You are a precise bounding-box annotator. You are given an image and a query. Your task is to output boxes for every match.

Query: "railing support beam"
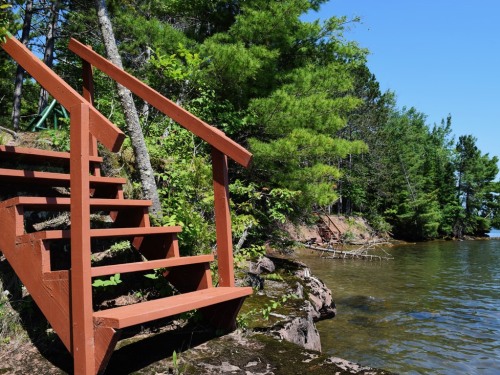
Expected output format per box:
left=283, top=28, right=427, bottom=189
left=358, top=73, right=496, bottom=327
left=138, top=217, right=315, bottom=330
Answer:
left=82, top=56, right=100, bottom=177
left=70, top=103, right=94, bottom=374
left=212, top=148, right=235, bottom=287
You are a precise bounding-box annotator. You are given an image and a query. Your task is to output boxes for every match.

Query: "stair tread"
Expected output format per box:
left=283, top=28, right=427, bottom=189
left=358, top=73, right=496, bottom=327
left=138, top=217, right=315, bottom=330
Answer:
left=90, top=254, right=214, bottom=277
left=0, top=145, right=103, bottom=163
left=93, top=287, right=253, bottom=329
left=0, top=167, right=125, bottom=185
left=0, top=196, right=152, bottom=209
left=17, top=226, right=182, bottom=243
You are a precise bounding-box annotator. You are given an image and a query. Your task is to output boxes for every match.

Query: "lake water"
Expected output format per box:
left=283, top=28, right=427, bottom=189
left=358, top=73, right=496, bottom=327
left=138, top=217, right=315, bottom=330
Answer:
left=298, top=240, right=500, bottom=374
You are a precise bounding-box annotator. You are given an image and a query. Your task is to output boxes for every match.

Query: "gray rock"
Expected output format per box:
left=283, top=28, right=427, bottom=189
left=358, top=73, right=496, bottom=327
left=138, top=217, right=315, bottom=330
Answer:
left=249, top=256, right=276, bottom=275
left=294, top=282, right=304, bottom=299
left=304, top=274, right=336, bottom=321
left=244, top=272, right=264, bottom=290
left=270, top=300, right=321, bottom=352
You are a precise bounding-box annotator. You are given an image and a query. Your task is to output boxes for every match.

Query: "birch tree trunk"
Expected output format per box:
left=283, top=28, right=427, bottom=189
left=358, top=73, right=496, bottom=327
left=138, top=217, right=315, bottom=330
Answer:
left=38, top=0, right=60, bottom=114
left=11, top=0, right=34, bottom=130
left=95, top=0, right=162, bottom=218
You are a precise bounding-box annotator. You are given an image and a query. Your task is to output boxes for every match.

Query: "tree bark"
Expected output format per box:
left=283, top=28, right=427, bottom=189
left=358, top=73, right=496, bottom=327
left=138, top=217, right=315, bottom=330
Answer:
left=11, top=0, right=34, bottom=131
left=94, top=0, right=162, bottom=218
left=38, top=0, right=60, bottom=114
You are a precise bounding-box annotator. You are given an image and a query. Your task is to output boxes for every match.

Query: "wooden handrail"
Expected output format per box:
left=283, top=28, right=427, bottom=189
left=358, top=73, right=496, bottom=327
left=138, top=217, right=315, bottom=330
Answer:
left=68, top=38, right=252, bottom=168
left=1, top=34, right=125, bottom=152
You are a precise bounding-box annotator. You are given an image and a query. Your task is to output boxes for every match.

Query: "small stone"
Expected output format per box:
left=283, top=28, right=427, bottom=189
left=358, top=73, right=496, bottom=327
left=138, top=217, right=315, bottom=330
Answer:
left=220, top=362, right=241, bottom=372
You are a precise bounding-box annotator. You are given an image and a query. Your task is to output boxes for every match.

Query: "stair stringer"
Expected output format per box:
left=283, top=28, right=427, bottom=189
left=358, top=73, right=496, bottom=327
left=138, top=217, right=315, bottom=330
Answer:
left=0, top=205, right=121, bottom=374
left=93, top=325, right=120, bottom=375
left=0, top=206, right=73, bottom=349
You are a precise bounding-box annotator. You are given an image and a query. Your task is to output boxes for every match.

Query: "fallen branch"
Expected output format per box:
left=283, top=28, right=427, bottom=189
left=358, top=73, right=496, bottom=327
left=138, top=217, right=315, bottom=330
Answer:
left=0, top=126, right=19, bottom=140
left=234, top=222, right=253, bottom=253
left=304, top=243, right=393, bottom=261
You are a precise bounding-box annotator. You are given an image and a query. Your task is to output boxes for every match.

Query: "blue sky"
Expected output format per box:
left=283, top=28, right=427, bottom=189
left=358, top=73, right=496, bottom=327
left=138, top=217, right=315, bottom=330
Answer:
left=303, top=0, right=500, bottom=167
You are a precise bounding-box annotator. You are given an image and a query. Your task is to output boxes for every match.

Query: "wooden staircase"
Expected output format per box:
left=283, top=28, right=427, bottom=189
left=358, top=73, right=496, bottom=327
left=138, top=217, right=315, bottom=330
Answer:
left=0, top=35, right=252, bottom=374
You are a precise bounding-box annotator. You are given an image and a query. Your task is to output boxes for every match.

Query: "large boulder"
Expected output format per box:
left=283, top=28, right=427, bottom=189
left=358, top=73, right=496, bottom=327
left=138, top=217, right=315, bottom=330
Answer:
left=240, top=255, right=336, bottom=352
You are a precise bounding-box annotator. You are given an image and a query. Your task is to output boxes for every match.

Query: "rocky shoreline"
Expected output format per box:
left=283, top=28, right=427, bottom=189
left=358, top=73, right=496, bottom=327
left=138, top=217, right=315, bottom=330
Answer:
left=0, top=253, right=393, bottom=374
left=131, top=253, right=393, bottom=374
left=239, top=255, right=335, bottom=352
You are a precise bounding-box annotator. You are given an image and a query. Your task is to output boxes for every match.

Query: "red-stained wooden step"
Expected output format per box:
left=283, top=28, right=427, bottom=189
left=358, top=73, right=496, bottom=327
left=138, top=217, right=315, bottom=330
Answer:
left=0, top=196, right=152, bottom=210
left=0, top=145, right=103, bottom=164
left=0, top=167, right=125, bottom=186
left=16, top=226, right=182, bottom=244
left=90, top=254, right=214, bottom=277
left=93, top=286, right=253, bottom=329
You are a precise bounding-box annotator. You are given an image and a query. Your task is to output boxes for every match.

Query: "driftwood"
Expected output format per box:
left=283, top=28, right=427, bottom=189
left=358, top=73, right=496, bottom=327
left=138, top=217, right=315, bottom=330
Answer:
left=0, top=126, right=19, bottom=139
left=304, top=243, right=393, bottom=261
left=234, top=222, right=253, bottom=252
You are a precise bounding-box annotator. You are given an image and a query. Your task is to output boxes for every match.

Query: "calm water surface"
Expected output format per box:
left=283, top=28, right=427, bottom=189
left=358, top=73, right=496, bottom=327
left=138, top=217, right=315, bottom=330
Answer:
left=298, top=240, right=500, bottom=374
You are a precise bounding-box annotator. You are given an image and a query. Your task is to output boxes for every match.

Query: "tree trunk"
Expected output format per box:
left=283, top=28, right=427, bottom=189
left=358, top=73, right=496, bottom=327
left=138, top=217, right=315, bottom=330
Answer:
left=11, top=0, right=34, bottom=130
left=94, top=0, right=162, bottom=218
left=38, top=0, right=60, bottom=114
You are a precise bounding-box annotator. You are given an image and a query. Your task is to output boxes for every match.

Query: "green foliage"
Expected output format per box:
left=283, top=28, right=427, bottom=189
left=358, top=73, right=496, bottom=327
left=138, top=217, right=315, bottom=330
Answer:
left=169, top=349, right=187, bottom=375
left=0, top=131, right=7, bottom=145
left=2, top=0, right=498, bottom=243
left=45, top=128, right=70, bottom=152
left=0, top=4, right=11, bottom=43
left=367, top=215, right=392, bottom=235
left=234, top=244, right=266, bottom=268
left=261, top=273, right=284, bottom=281
left=108, top=240, right=132, bottom=253
left=261, top=294, right=296, bottom=320
left=150, top=43, right=203, bottom=81
left=0, top=288, right=24, bottom=346
left=341, top=230, right=355, bottom=242
left=454, top=135, right=500, bottom=236
left=92, top=274, right=122, bottom=288
left=142, top=125, right=215, bottom=255
left=247, top=61, right=367, bottom=212
left=237, top=293, right=298, bottom=328
left=230, top=180, right=300, bottom=244
left=143, top=269, right=175, bottom=297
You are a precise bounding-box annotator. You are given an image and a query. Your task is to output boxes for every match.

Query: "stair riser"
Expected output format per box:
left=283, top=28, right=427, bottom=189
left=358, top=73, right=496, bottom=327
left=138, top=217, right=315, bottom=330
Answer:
left=30, top=233, right=181, bottom=274
left=0, top=145, right=103, bottom=165
left=16, top=207, right=150, bottom=233
left=165, top=263, right=213, bottom=293
left=90, top=254, right=214, bottom=278
left=0, top=168, right=125, bottom=199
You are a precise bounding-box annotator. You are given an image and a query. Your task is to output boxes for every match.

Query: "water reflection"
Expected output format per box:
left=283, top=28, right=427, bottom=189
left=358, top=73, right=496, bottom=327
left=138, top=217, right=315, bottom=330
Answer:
left=298, top=240, right=500, bottom=374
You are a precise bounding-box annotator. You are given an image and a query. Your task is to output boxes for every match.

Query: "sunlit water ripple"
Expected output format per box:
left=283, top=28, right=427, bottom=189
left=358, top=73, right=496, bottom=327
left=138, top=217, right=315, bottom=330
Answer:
left=298, top=240, right=500, bottom=374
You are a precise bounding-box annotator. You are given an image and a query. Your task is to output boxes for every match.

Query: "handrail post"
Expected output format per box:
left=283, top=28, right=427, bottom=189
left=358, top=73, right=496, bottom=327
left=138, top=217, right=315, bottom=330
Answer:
left=211, top=148, right=235, bottom=287
left=82, top=54, right=100, bottom=176
left=70, top=103, right=94, bottom=374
